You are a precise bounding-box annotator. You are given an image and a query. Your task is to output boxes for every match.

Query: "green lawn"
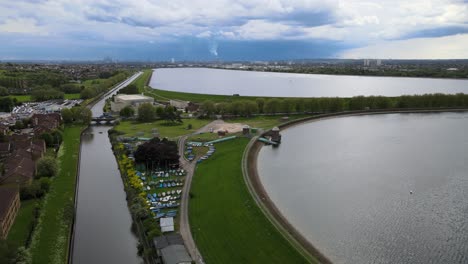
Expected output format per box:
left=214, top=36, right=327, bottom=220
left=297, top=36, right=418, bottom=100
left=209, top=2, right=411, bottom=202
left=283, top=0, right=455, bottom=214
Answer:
left=189, top=138, right=309, bottom=264
left=8, top=93, right=80, bottom=103
left=7, top=200, right=37, bottom=248
left=115, top=119, right=211, bottom=139
left=29, top=125, right=84, bottom=264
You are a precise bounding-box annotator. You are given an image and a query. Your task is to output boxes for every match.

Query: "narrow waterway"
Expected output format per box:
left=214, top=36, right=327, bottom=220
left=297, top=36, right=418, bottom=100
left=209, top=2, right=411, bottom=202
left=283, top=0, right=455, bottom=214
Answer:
left=72, top=72, right=142, bottom=264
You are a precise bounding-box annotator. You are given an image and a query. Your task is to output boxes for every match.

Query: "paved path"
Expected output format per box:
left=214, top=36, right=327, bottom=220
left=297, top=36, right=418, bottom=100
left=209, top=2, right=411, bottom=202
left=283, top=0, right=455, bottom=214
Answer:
left=178, top=120, right=220, bottom=264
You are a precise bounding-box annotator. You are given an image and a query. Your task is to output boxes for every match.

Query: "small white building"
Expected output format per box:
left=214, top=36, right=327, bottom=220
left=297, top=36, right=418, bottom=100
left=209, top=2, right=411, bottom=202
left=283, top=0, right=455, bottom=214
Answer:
left=169, top=100, right=189, bottom=110
left=111, top=94, right=154, bottom=113
left=160, top=217, right=175, bottom=233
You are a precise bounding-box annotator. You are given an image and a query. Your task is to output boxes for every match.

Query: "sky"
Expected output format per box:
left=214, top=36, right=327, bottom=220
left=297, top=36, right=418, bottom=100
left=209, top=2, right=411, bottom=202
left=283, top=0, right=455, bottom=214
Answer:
left=0, top=0, right=468, bottom=61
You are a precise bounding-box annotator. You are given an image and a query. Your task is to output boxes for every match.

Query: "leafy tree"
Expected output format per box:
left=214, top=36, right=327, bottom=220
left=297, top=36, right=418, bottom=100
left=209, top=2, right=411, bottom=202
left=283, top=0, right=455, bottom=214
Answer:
left=155, top=106, right=165, bottom=118
left=31, top=88, right=64, bottom=101
left=0, top=97, right=16, bottom=112
left=201, top=100, right=215, bottom=116
left=80, top=87, right=96, bottom=99
left=243, top=100, right=259, bottom=117
left=137, top=103, right=155, bottom=122
left=0, top=86, right=9, bottom=96
left=263, top=98, right=281, bottom=113
left=59, top=83, right=81, bottom=93
left=118, top=84, right=139, bottom=94
left=256, top=98, right=265, bottom=113
left=70, top=106, right=92, bottom=124
left=134, top=137, right=179, bottom=170
left=61, top=108, right=73, bottom=123
left=120, top=106, right=135, bottom=118
left=40, top=133, right=53, bottom=147
left=36, top=156, right=58, bottom=178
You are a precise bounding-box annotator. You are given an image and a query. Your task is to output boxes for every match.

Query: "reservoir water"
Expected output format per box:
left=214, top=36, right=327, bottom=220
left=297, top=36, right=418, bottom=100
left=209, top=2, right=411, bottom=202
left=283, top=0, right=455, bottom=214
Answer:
left=150, top=68, right=468, bottom=97
left=72, top=73, right=142, bottom=264
left=257, top=112, right=468, bottom=264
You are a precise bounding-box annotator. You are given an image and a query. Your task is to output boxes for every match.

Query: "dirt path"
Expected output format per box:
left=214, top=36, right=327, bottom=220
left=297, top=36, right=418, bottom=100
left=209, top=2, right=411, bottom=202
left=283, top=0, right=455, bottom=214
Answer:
left=178, top=120, right=220, bottom=264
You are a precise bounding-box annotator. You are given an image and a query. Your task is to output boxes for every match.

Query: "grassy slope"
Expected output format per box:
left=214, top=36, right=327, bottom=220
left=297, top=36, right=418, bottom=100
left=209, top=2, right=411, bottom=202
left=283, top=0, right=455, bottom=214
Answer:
left=133, top=69, right=153, bottom=92
left=30, top=125, right=84, bottom=264
left=145, top=87, right=264, bottom=103
left=115, top=119, right=211, bottom=139
left=189, top=138, right=308, bottom=264
left=6, top=200, right=36, bottom=248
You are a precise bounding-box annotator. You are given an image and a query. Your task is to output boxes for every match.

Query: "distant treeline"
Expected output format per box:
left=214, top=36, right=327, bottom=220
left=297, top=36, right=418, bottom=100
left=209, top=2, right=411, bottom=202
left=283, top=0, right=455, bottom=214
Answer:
left=200, top=93, right=468, bottom=116
left=267, top=67, right=468, bottom=79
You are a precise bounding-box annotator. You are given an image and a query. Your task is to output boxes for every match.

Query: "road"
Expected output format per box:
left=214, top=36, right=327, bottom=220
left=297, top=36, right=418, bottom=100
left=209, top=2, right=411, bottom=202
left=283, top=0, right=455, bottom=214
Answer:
left=178, top=120, right=220, bottom=264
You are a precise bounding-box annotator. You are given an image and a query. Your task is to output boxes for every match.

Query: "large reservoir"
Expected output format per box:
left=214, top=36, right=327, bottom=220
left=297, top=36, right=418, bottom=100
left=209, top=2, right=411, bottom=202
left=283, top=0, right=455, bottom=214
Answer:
left=257, top=112, right=468, bottom=264
left=150, top=68, right=468, bottom=97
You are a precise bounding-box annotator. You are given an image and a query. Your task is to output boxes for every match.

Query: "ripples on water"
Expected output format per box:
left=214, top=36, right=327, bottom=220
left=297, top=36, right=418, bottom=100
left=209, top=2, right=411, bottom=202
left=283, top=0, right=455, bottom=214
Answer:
left=257, top=112, right=468, bottom=264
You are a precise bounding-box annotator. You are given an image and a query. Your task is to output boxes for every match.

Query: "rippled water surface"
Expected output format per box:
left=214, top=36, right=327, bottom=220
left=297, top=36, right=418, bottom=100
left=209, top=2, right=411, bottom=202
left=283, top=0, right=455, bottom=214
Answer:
left=257, top=112, right=468, bottom=264
left=150, top=68, right=468, bottom=97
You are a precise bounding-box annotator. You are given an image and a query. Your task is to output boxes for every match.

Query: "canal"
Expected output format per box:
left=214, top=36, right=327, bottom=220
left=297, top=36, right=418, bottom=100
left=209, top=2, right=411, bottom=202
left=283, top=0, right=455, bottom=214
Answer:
left=72, top=72, right=143, bottom=264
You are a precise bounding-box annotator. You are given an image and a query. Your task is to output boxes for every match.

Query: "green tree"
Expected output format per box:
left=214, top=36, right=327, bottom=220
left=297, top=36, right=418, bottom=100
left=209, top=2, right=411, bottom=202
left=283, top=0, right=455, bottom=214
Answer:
left=243, top=100, right=259, bottom=117
left=36, top=156, right=58, bottom=178
left=138, top=103, right=155, bottom=122
left=256, top=98, right=265, bottom=113
left=71, top=106, right=92, bottom=124
left=201, top=100, right=216, bottom=116
left=61, top=108, right=73, bottom=123
left=263, top=98, right=281, bottom=113
left=0, top=86, right=8, bottom=96
left=120, top=106, right=135, bottom=118
left=80, top=87, right=96, bottom=99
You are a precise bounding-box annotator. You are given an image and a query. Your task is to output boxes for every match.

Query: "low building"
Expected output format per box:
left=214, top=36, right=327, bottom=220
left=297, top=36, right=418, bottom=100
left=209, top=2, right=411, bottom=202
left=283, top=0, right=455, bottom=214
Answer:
left=153, top=234, right=192, bottom=264
left=160, top=217, right=174, bottom=232
left=0, top=187, right=20, bottom=239
left=169, top=100, right=189, bottom=110
left=111, top=94, right=154, bottom=113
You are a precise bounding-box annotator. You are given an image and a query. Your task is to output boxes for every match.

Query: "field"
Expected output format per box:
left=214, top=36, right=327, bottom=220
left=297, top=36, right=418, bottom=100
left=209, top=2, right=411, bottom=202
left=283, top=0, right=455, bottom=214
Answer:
left=29, top=125, right=84, bottom=264
left=8, top=93, right=81, bottom=103
left=115, top=119, right=211, bottom=139
left=6, top=200, right=37, bottom=248
left=189, top=138, right=309, bottom=264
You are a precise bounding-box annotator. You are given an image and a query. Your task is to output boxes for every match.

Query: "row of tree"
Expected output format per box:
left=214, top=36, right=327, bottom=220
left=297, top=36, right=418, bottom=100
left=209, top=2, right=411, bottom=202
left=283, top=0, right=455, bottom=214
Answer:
left=80, top=72, right=129, bottom=99
left=200, top=93, right=468, bottom=116
left=61, top=106, right=92, bottom=124
left=134, top=103, right=182, bottom=123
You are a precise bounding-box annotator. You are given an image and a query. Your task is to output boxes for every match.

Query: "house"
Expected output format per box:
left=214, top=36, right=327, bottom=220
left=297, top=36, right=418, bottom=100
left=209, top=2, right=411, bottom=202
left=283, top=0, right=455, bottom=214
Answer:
left=0, top=187, right=20, bottom=239
left=169, top=100, right=189, bottom=110
left=1, top=149, right=36, bottom=185
left=31, top=113, right=61, bottom=136
left=153, top=234, right=192, bottom=264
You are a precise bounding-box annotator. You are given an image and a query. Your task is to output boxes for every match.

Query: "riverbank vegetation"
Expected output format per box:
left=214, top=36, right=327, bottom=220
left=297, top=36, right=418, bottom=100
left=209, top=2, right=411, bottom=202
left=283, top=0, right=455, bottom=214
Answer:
left=190, top=138, right=310, bottom=264
left=29, top=125, right=85, bottom=264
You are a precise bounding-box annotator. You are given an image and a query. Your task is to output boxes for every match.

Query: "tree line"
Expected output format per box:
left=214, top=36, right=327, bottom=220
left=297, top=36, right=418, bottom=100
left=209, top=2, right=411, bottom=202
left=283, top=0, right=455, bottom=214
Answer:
left=200, top=93, right=468, bottom=116
left=122, top=103, right=182, bottom=123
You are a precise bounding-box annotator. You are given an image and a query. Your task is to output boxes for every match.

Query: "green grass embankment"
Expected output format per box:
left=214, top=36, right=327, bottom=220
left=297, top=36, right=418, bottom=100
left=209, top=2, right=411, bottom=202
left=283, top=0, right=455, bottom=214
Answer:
left=6, top=200, right=37, bottom=248
left=115, top=119, right=211, bottom=139
left=7, top=93, right=81, bottom=103
left=189, top=138, right=309, bottom=264
left=29, top=125, right=84, bottom=264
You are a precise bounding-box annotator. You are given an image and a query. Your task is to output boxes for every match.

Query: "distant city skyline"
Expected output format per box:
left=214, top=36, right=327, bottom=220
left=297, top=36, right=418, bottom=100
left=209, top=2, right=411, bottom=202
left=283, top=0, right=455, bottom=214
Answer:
left=1, top=0, right=468, bottom=60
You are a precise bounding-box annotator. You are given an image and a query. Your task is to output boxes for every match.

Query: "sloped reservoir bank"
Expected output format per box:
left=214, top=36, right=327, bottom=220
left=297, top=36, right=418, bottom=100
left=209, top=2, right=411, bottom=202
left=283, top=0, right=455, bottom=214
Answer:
left=254, top=110, right=468, bottom=264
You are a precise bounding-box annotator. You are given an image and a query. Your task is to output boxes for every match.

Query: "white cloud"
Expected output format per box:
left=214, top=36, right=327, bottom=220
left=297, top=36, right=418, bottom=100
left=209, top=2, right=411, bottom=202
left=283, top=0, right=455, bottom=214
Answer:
left=340, top=33, right=468, bottom=59
left=0, top=18, right=47, bottom=35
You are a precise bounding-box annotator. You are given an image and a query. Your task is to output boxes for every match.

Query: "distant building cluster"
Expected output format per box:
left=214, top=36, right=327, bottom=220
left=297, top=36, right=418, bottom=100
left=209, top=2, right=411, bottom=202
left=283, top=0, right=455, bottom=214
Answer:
left=363, top=59, right=382, bottom=67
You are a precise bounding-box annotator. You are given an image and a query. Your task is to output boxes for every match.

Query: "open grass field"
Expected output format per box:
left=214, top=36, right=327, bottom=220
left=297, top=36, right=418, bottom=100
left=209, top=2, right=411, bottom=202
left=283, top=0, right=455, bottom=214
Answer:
left=7, top=200, right=37, bottom=248
left=30, top=125, right=84, bottom=264
left=189, top=138, right=309, bottom=264
left=115, top=119, right=211, bottom=139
